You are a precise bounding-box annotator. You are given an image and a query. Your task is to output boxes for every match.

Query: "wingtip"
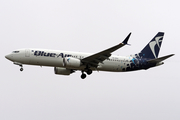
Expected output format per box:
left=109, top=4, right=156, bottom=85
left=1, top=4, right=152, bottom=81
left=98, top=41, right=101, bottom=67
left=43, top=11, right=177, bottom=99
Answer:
left=167, top=54, right=175, bottom=57
left=158, top=32, right=165, bottom=34
left=122, top=32, right=131, bottom=44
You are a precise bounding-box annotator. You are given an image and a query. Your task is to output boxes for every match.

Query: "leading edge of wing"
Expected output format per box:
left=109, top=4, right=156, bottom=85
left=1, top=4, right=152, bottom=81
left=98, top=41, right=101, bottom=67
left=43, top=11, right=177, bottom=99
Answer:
left=81, top=33, right=131, bottom=66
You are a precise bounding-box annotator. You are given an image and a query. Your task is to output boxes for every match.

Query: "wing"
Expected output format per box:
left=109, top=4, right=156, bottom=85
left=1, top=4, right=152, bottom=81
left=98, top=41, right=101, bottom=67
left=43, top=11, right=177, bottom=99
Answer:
left=81, top=33, right=131, bottom=67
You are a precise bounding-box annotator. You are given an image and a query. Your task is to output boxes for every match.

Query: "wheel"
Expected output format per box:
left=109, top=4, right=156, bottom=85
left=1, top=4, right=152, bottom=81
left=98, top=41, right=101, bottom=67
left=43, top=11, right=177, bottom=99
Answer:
left=20, top=68, right=23, bottom=71
left=81, top=73, right=86, bottom=79
left=86, top=69, right=92, bottom=75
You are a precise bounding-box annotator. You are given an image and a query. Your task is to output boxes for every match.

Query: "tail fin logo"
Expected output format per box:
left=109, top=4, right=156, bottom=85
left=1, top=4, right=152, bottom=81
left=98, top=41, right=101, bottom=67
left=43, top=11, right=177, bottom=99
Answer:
left=149, top=36, right=163, bottom=58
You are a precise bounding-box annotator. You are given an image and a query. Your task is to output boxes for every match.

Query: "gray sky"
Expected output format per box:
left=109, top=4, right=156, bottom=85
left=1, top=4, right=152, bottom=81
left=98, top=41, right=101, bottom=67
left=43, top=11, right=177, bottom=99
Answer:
left=1, top=0, right=180, bottom=120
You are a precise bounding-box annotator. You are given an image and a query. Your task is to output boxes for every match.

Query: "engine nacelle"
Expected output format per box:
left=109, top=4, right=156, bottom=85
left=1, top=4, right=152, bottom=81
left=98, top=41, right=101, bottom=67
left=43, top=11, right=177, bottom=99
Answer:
left=63, top=57, right=81, bottom=68
left=54, top=67, right=72, bottom=75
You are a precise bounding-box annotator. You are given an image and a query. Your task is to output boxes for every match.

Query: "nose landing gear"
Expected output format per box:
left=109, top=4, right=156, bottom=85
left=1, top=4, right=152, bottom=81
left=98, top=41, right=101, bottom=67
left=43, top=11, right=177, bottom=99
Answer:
left=13, top=62, right=23, bottom=71
left=20, top=67, right=23, bottom=71
left=19, top=64, right=23, bottom=71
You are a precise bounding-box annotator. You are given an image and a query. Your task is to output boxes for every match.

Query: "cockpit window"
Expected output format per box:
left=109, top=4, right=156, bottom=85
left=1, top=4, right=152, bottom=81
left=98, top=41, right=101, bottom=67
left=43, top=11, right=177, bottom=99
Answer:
left=12, top=51, right=19, bottom=53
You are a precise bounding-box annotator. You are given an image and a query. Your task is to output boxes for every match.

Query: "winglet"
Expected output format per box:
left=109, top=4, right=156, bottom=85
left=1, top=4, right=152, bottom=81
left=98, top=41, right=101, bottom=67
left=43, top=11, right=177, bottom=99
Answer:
left=122, top=32, right=131, bottom=45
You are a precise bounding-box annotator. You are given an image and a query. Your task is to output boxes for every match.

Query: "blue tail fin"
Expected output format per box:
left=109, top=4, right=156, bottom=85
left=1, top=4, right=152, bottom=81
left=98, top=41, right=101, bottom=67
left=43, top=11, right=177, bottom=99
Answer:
left=137, top=32, right=164, bottom=59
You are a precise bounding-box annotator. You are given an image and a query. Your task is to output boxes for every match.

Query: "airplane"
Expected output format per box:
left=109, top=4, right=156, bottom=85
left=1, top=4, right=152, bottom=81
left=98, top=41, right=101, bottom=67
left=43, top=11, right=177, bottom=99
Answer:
left=5, top=32, right=174, bottom=79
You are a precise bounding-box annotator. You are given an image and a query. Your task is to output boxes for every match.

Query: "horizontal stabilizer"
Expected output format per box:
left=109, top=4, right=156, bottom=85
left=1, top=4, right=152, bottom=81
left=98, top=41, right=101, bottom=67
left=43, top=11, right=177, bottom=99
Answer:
left=147, top=54, right=174, bottom=63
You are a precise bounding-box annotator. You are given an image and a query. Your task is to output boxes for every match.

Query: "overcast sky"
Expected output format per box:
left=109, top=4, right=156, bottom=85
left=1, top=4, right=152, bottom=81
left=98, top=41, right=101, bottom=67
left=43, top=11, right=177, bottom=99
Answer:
left=1, top=0, right=180, bottom=120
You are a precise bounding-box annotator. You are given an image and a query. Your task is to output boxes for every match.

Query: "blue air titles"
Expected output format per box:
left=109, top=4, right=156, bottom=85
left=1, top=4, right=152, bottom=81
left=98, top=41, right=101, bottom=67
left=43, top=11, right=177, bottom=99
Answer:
left=34, top=51, right=72, bottom=58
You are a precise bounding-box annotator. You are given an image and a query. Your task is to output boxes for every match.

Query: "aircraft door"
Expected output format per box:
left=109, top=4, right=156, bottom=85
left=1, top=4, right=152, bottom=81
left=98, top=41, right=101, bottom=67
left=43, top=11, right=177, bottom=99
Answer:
left=25, top=49, right=30, bottom=57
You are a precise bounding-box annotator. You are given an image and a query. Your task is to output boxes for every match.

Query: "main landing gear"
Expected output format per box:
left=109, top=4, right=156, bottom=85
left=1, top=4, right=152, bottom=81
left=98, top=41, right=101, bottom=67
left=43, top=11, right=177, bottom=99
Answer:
left=81, top=69, right=92, bottom=79
left=81, top=73, right=86, bottom=79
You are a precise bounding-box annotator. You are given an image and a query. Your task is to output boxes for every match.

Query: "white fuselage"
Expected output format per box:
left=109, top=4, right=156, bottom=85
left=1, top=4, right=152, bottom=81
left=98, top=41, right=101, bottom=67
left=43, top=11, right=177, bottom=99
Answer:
left=5, top=32, right=173, bottom=79
left=5, top=48, right=133, bottom=72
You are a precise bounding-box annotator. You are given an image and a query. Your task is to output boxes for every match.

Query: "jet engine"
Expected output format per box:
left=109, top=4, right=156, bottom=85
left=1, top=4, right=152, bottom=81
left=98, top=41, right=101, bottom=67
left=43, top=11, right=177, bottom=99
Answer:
left=54, top=67, right=73, bottom=75
left=63, top=57, right=81, bottom=68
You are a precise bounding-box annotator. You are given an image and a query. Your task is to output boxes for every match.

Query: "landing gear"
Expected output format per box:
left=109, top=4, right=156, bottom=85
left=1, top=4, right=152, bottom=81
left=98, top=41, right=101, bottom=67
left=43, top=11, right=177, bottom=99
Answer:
left=20, top=67, right=23, bottom=71
left=85, top=65, right=93, bottom=75
left=80, top=69, right=92, bottom=79
left=81, top=73, right=86, bottom=79
left=86, top=69, right=92, bottom=75
left=13, top=62, right=23, bottom=72
left=19, top=64, right=23, bottom=71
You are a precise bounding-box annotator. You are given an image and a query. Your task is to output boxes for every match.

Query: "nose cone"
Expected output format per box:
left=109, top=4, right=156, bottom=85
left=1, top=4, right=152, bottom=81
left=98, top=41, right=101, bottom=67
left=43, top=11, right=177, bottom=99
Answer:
left=5, top=54, right=13, bottom=61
